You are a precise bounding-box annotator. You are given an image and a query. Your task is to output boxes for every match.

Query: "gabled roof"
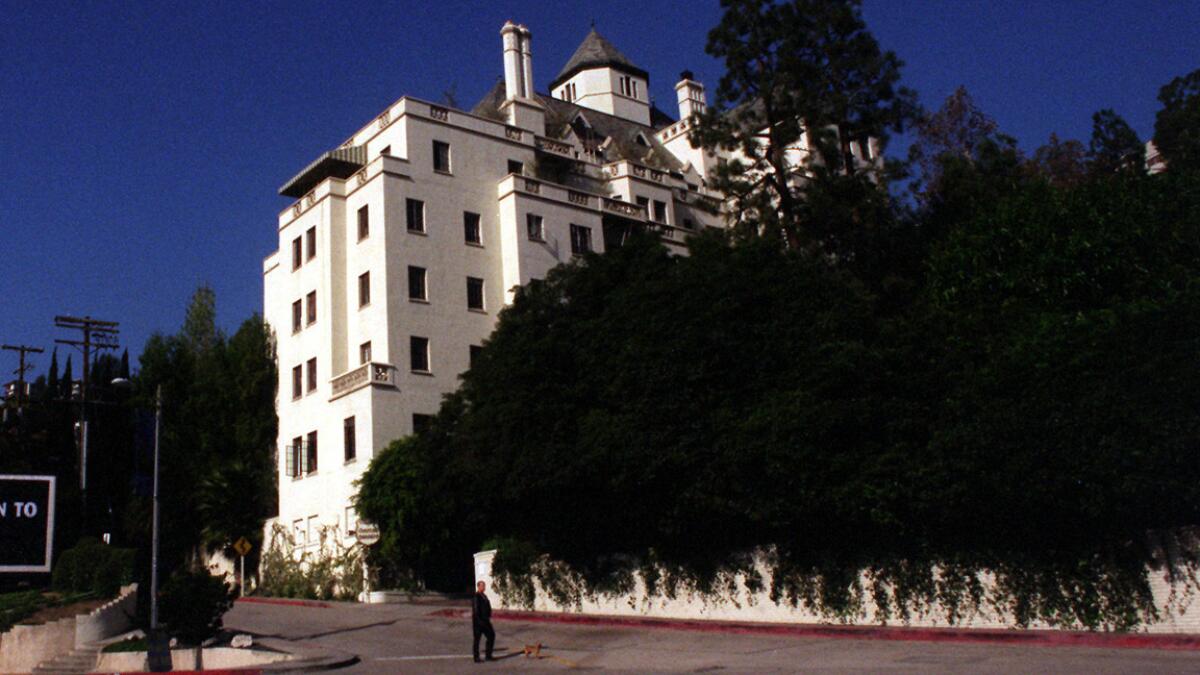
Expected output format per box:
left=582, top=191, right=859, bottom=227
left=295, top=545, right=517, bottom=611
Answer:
left=471, top=81, right=682, bottom=173
left=549, top=28, right=649, bottom=90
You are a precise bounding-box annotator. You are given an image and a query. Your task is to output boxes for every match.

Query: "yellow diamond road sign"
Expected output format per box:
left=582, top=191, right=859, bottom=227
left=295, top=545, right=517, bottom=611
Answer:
left=233, top=537, right=252, bottom=557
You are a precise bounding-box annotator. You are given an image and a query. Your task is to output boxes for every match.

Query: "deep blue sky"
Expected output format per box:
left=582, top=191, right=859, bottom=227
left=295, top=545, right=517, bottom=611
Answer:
left=2, top=1, right=1197, bottom=382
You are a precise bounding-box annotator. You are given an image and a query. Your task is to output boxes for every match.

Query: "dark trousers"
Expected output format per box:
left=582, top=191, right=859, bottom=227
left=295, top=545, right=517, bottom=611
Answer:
left=473, top=621, right=495, bottom=660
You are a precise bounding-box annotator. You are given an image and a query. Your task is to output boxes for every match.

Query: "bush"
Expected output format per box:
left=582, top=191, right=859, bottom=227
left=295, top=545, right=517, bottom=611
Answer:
left=257, top=523, right=363, bottom=600
left=159, top=569, right=235, bottom=645
left=52, top=538, right=135, bottom=597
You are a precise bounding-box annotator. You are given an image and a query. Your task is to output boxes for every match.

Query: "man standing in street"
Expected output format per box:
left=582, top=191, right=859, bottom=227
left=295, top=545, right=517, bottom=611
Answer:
left=473, top=580, right=495, bottom=662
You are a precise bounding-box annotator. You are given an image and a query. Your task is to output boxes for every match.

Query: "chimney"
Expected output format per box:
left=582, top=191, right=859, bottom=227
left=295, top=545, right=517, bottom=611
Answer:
left=501, top=21, right=525, bottom=100
left=518, top=25, right=534, bottom=99
left=675, top=70, right=706, bottom=119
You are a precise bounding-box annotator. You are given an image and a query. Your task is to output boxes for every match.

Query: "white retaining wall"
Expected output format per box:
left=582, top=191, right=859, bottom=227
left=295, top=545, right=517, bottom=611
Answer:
left=0, top=617, right=76, bottom=673
left=76, top=583, right=138, bottom=648
left=0, top=584, right=138, bottom=672
left=473, top=550, right=1200, bottom=633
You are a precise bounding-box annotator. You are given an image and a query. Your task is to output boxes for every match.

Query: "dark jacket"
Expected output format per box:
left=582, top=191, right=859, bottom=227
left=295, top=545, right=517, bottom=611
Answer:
left=472, top=592, right=492, bottom=625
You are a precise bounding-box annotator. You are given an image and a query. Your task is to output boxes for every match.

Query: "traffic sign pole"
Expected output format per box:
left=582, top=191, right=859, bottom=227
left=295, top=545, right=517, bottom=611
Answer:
left=232, top=536, right=253, bottom=597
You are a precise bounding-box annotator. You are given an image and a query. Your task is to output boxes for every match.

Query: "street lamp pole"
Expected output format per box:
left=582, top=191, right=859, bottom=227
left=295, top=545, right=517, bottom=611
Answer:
left=150, top=384, right=162, bottom=630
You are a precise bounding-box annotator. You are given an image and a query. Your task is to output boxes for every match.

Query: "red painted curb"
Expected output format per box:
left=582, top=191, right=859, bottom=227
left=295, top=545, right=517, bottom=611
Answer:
left=101, top=671, right=261, bottom=675
left=430, top=608, right=1200, bottom=651
left=236, top=596, right=331, bottom=608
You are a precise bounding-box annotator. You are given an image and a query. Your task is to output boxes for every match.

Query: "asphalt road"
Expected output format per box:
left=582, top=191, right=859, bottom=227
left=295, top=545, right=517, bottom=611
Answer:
left=224, top=599, right=1200, bottom=673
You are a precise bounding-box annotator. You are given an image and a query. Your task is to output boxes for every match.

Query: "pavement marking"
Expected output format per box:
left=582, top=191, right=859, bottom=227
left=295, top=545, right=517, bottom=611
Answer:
left=376, top=654, right=474, bottom=661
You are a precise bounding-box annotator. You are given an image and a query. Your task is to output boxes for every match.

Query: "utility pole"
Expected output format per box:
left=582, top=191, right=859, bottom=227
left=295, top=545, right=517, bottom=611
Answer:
left=54, top=315, right=119, bottom=530
left=2, top=344, right=44, bottom=408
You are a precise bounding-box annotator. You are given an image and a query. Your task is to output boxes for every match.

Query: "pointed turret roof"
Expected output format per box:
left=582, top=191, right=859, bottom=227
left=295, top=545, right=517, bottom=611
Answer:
left=549, top=28, right=649, bottom=89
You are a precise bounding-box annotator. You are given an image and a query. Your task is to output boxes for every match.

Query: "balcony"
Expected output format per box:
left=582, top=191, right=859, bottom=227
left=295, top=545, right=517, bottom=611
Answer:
left=330, top=361, right=398, bottom=401
left=602, top=198, right=646, bottom=219
left=535, top=136, right=574, bottom=158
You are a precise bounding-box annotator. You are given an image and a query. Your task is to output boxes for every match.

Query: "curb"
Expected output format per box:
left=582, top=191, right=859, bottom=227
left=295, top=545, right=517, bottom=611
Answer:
left=236, top=597, right=331, bottom=609
left=430, top=608, right=1200, bottom=652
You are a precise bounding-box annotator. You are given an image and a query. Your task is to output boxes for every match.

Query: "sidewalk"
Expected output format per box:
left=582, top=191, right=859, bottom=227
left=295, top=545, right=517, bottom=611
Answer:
left=431, top=607, right=1200, bottom=652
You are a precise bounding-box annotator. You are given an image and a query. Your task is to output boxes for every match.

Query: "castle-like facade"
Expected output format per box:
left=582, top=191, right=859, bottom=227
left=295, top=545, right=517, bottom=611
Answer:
left=262, top=21, right=872, bottom=548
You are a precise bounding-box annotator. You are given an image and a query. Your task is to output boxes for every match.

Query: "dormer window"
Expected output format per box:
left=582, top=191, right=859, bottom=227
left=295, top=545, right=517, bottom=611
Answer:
left=634, top=133, right=649, bottom=147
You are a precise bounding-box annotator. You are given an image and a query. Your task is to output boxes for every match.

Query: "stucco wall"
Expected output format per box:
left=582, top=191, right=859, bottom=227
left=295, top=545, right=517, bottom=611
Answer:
left=97, top=646, right=290, bottom=672
left=0, top=617, right=75, bottom=673
left=474, top=550, right=1200, bottom=634
left=76, top=583, right=138, bottom=648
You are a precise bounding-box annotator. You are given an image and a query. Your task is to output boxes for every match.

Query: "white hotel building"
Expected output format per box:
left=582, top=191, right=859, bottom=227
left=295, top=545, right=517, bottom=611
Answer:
left=262, top=21, right=874, bottom=547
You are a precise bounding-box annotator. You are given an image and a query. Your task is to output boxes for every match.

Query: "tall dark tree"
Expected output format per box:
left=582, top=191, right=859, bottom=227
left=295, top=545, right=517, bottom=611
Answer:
left=1153, top=67, right=1200, bottom=172
left=691, top=0, right=915, bottom=252
left=133, top=290, right=277, bottom=579
left=908, top=86, right=1001, bottom=199
left=1028, top=133, right=1088, bottom=188
left=1088, top=109, right=1144, bottom=175
left=61, top=356, right=73, bottom=400
left=44, top=348, right=59, bottom=402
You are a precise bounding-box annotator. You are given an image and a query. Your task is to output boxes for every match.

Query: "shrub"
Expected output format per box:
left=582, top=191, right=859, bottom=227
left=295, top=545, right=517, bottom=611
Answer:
left=257, top=523, right=363, bottom=600
left=159, top=569, right=235, bottom=645
left=52, top=538, right=135, bottom=597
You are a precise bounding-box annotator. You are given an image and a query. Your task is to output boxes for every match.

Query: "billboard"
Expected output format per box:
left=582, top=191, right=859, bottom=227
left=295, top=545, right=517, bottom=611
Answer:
left=0, top=475, right=56, bottom=572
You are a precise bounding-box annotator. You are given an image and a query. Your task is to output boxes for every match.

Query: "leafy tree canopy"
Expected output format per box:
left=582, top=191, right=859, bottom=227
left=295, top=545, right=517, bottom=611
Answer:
left=1154, top=67, right=1200, bottom=172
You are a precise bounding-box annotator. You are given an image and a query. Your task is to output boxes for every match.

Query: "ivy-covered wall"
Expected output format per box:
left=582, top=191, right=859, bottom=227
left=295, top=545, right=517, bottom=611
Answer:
left=475, top=549, right=1200, bottom=633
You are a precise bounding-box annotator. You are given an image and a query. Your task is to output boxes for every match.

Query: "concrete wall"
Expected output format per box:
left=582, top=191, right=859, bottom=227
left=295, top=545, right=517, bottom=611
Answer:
left=76, top=583, right=138, bottom=648
left=97, top=646, right=291, bottom=672
left=0, top=617, right=75, bottom=673
left=474, top=550, right=1200, bottom=634
left=0, top=584, right=138, bottom=672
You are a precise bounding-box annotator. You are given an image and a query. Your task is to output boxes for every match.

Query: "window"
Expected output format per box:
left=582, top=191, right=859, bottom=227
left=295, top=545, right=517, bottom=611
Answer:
left=432, top=140, right=451, bottom=173
left=413, top=414, right=434, bottom=435
left=526, top=213, right=544, bottom=241
left=570, top=224, right=592, bottom=255
left=636, top=196, right=649, bottom=216
left=683, top=218, right=695, bottom=230
left=463, top=211, right=482, bottom=244
left=293, top=519, right=305, bottom=544
left=292, top=300, right=302, bottom=333
left=344, top=416, right=356, bottom=462
left=507, top=159, right=524, bottom=175
left=408, top=266, right=427, bottom=301
left=357, top=205, right=369, bottom=241
left=410, top=336, right=430, bottom=372
left=406, top=198, right=425, bottom=233
left=560, top=83, right=577, bottom=102
left=291, top=365, right=302, bottom=400
left=345, top=507, right=357, bottom=534
left=469, top=345, right=483, bottom=368
left=653, top=200, right=667, bottom=223
left=306, top=227, right=316, bottom=260
left=619, top=75, right=631, bottom=97
left=291, top=237, right=302, bottom=271
left=859, top=138, right=873, bottom=161
left=306, top=515, right=318, bottom=544
left=358, top=272, right=370, bottom=307
left=306, top=290, right=316, bottom=325
left=288, top=436, right=302, bottom=478
left=306, top=358, right=317, bottom=393
left=306, top=431, right=318, bottom=474
left=360, top=341, right=372, bottom=364
left=467, top=277, right=485, bottom=311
